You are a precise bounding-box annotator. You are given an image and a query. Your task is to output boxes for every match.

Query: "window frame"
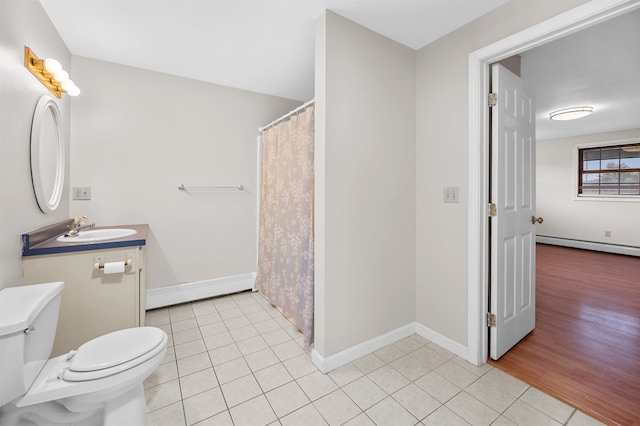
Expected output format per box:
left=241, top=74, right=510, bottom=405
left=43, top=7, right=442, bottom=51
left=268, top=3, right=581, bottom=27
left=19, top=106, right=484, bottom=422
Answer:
left=572, top=137, right=640, bottom=202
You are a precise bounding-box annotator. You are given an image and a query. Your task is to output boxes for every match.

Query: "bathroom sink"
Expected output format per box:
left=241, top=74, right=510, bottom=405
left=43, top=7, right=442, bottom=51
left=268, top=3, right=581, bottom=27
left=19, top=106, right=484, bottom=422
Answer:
left=56, top=228, right=137, bottom=243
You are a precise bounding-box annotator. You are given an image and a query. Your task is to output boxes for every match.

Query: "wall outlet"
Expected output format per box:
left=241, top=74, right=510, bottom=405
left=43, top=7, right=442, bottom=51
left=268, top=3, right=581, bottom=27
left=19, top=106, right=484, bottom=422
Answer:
left=73, top=187, right=91, bottom=200
left=605, top=230, right=612, bottom=238
left=444, top=187, right=459, bottom=203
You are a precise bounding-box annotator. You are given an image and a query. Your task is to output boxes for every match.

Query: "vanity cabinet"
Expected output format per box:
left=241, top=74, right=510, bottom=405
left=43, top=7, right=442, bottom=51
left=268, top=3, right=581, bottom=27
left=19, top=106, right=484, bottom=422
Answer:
left=23, top=245, right=147, bottom=357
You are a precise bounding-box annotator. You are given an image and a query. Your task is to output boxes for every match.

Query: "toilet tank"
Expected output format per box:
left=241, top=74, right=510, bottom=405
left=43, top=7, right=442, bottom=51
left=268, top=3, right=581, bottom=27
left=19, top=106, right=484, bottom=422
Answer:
left=0, top=282, right=64, bottom=407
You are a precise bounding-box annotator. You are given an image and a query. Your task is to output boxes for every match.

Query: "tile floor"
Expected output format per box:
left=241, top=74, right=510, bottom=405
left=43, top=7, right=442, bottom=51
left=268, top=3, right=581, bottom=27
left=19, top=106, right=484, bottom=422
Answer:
left=143, top=291, right=605, bottom=426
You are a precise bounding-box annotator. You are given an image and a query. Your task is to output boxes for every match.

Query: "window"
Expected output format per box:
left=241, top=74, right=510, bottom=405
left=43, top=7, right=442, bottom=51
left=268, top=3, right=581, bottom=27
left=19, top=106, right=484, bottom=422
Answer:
left=578, top=144, right=640, bottom=196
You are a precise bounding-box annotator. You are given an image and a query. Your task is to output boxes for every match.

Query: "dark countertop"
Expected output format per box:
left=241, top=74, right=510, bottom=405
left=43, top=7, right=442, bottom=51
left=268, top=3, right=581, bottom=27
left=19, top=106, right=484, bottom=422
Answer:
left=22, top=223, right=148, bottom=257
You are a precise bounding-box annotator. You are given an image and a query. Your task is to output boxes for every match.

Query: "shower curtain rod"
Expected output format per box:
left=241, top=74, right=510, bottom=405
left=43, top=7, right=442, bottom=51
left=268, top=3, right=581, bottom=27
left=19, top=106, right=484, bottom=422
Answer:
left=259, top=98, right=314, bottom=133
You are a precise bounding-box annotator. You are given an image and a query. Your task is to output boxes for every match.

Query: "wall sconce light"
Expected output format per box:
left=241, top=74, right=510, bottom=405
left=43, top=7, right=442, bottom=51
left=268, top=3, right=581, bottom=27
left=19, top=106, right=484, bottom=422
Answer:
left=24, top=46, right=80, bottom=98
left=549, top=106, right=593, bottom=121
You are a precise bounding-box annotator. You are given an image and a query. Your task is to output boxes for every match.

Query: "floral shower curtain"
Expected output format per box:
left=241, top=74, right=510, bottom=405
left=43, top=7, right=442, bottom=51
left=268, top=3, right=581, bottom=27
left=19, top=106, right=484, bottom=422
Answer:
left=255, top=105, right=315, bottom=345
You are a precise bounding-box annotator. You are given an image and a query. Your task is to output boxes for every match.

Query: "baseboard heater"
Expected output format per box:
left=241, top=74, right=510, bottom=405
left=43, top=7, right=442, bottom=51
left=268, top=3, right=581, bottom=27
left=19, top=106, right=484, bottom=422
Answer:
left=537, top=236, right=640, bottom=257
left=146, top=273, right=256, bottom=310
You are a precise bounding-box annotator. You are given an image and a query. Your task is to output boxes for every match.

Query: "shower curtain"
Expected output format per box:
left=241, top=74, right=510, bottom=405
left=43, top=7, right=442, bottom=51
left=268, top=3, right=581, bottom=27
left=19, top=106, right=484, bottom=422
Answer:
left=255, top=105, right=315, bottom=345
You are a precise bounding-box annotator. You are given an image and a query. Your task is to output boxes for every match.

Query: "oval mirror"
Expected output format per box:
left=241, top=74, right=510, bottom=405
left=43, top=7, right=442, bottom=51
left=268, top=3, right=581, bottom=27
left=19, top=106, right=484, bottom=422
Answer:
left=31, top=95, right=65, bottom=214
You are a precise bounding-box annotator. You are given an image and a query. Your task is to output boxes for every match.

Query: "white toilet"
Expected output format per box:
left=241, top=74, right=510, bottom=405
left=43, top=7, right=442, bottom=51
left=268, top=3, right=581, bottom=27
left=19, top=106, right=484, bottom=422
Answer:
left=0, top=281, right=168, bottom=426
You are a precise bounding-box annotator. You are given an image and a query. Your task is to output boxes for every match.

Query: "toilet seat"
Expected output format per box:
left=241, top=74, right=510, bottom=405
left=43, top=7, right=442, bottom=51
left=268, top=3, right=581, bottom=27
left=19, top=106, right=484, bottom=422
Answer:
left=63, top=327, right=165, bottom=382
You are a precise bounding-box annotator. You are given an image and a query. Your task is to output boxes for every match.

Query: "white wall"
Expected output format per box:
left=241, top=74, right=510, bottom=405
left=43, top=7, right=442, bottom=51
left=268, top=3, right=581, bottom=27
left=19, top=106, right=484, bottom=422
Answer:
left=69, top=57, right=300, bottom=289
left=4, top=0, right=621, bottom=363
left=537, top=129, right=640, bottom=247
left=315, top=11, right=416, bottom=357
left=415, top=0, right=589, bottom=346
left=0, top=0, right=71, bottom=290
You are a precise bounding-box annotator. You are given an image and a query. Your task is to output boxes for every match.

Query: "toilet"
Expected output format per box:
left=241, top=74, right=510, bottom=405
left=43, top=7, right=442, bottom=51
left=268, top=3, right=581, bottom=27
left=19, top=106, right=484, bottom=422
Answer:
left=0, top=281, right=167, bottom=426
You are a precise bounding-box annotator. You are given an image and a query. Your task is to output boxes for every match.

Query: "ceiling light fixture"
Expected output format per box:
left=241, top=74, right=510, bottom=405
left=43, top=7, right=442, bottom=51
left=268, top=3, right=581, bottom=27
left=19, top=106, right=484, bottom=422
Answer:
left=549, top=106, right=593, bottom=121
left=24, top=46, right=80, bottom=98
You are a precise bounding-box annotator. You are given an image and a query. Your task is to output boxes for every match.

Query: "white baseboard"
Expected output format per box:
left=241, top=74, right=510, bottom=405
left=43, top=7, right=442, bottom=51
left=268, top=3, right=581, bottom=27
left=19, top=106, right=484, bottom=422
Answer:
left=146, top=273, right=256, bottom=310
left=311, top=323, right=416, bottom=373
left=537, top=236, right=640, bottom=257
left=311, top=322, right=468, bottom=373
left=415, top=323, right=468, bottom=359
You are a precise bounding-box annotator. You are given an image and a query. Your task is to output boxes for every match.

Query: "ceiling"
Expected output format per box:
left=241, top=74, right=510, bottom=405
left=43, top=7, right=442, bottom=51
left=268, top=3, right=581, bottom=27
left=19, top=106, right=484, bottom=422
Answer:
left=39, top=1, right=639, bottom=140
left=39, top=0, right=508, bottom=101
left=522, top=8, right=640, bottom=141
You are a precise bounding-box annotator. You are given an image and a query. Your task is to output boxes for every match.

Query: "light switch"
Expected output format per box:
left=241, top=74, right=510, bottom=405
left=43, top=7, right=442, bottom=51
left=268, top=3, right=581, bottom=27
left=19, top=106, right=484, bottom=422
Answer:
left=444, top=187, right=459, bottom=203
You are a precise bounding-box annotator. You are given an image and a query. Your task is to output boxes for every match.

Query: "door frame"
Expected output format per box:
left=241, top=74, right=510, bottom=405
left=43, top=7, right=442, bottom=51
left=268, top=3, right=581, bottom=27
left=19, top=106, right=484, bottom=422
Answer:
left=466, top=0, right=639, bottom=366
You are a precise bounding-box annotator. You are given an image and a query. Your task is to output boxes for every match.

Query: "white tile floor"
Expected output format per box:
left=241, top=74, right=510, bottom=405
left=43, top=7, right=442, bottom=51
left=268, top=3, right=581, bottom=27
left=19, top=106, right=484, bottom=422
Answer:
left=143, top=291, right=605, bottom=426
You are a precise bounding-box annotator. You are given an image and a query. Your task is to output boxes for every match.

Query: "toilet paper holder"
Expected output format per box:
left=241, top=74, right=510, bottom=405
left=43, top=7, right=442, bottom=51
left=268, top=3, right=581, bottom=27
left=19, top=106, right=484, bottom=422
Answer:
left=94, top=259, right=132, bottom=271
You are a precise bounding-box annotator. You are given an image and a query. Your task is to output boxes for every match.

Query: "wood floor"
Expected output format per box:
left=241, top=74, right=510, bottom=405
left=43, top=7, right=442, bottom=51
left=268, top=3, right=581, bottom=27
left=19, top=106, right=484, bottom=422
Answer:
left=490, top=244, right=640, bottom=425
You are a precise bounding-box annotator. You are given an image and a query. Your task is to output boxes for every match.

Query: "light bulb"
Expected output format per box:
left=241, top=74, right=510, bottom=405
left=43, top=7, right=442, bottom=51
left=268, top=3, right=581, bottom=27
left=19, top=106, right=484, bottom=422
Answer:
left=61, top=79, right=75, bottom=91
left=54, top=70, right=69, bottom=83
left=66, top=85, right=80, bottom=97
left=43, top=58, right=62, bottom=74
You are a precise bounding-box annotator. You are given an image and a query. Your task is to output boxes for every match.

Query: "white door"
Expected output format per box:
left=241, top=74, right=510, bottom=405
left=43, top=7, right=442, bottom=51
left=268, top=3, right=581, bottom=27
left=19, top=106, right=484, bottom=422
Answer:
left=490, top=64, right=538, bottom=360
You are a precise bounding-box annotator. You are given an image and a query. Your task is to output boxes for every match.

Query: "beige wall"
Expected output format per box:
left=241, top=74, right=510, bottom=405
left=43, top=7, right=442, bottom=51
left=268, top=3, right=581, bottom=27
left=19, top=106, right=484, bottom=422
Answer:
left=315, top=11, right=416, bottom=357
left=0, top=0, right=71, bottom=290
left=537, top=128, right=640, bottom=247
left=69, top=57, right=300, bottom=289
left=415, top=0, right=589, bottom=345
left=3, top=0, right=613, bottom=362
left=0, top=0, right=299, bottom=291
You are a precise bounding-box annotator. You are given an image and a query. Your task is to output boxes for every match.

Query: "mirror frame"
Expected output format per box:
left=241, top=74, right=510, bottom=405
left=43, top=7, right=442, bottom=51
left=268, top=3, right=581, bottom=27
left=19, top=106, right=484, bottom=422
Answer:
left=31, top=95, right=65, bottom=214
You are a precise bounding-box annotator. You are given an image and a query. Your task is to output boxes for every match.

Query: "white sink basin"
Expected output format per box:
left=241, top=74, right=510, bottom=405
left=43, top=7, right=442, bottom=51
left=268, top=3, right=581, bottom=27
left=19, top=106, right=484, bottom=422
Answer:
left=56, top=228, right=137, bottom=243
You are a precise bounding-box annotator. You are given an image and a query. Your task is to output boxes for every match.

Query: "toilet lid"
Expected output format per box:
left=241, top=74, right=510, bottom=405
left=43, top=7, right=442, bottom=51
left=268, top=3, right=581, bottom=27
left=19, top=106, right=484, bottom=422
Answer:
left=68, top=327, right=165, bottom=373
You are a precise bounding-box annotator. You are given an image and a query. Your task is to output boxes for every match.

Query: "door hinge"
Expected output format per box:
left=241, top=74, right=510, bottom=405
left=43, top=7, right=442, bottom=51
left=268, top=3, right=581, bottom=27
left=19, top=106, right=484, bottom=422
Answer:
left=489, top=203, right=497, bottom=217
left=488, top=93, right=497, bottom=107
left=487, top=313, right=497, bottom=327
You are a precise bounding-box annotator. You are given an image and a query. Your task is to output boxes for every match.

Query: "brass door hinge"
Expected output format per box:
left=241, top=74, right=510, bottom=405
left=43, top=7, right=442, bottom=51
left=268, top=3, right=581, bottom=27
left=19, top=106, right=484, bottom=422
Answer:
left=489, top=203, right=497, bottom=216
left=487, top=313, right=496, bottom=327
left=488, top=93, right=497, bottom=107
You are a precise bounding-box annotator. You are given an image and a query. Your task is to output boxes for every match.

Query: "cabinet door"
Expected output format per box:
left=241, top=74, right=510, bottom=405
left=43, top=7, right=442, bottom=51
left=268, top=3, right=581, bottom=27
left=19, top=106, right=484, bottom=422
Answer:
left=23, top=248, right=140, bottom=357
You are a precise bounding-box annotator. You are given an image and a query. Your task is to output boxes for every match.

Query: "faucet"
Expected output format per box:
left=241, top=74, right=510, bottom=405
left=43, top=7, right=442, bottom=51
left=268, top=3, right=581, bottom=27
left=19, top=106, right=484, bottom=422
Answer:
left=66, top=223, right=95, bottom=237
left=64, top=215, right=95, bottom=237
